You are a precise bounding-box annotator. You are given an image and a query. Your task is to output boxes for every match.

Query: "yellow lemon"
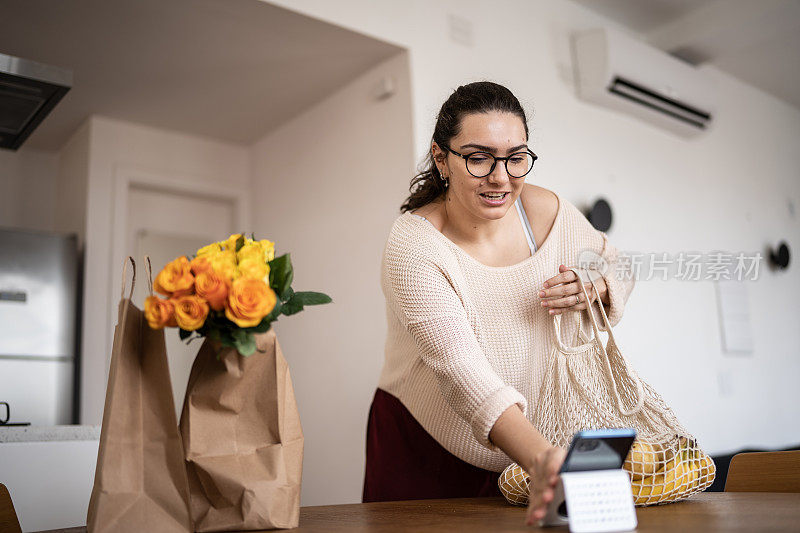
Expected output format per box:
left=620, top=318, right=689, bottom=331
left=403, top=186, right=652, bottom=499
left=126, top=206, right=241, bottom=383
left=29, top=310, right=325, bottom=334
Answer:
left=624, top=441, right=673, bottom=479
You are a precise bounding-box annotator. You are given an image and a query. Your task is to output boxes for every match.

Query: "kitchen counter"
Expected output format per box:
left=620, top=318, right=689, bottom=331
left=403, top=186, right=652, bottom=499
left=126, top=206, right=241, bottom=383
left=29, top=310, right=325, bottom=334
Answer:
left=0, top=425, right=100, bottom=531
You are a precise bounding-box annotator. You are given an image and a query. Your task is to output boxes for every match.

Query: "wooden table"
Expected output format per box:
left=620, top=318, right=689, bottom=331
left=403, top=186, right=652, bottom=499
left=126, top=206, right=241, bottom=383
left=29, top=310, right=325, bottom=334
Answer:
left=39, top=492, right=800, bottom=532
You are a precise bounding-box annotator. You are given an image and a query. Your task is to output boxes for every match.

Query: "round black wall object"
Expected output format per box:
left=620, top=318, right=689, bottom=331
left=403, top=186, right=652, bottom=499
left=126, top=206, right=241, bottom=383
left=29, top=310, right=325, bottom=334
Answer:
left=769, top=241, right=790, bottom=269
left=587, top=198, right=613, bottom=232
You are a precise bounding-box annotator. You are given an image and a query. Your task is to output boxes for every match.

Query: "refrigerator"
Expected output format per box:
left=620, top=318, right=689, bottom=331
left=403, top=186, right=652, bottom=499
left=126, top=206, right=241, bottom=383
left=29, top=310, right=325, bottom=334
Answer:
left=0, top=228, right=80, bottom=426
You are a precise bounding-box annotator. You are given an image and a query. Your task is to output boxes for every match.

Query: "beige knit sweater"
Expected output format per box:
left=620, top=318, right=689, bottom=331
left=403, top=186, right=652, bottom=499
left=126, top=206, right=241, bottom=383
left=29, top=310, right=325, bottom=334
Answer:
left=377, top=193, right=635, bottom=472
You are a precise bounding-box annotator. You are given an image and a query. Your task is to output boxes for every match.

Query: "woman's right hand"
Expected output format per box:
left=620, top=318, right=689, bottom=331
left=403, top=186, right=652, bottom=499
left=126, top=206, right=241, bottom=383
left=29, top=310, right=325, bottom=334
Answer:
left=524, top=446, right=567, bottom=526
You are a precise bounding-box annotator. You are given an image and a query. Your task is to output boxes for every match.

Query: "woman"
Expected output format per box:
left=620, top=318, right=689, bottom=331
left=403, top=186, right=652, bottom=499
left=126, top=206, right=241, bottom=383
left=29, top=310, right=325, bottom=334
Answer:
left=363, top=81, right=634, bottom=526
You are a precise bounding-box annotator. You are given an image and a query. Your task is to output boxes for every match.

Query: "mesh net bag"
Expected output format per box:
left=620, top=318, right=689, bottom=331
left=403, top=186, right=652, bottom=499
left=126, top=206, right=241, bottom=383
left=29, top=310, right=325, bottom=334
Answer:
left=498, top=463, right=531, bottom=506
left=499, top=268, right=715, bottom=507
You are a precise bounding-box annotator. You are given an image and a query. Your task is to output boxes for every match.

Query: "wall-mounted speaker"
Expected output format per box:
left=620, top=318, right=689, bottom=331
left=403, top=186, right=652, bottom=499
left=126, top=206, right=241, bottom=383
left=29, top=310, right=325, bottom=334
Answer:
left=586, top=198, right=613, bottom=232
left=768, top=241, right=790, bottom=270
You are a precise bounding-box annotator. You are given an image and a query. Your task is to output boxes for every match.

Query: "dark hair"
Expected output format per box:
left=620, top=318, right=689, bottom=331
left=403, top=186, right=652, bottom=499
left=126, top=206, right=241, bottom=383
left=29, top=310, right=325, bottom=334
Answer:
left=400, top=81, right=529, bottom=213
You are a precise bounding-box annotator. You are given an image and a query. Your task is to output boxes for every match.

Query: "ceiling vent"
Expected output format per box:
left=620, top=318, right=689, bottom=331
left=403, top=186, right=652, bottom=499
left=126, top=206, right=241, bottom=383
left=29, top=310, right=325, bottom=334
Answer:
left=0, top=53, right=72, bottom=151
left=572, top=28, right=714, bottom=137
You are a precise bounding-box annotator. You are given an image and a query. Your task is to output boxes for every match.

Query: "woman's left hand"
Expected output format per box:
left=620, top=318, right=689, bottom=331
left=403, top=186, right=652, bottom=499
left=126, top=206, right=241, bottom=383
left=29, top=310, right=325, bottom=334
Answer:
left=538, top=264, right=607, bottom=315
left=524, top=445, right=568, bottom=526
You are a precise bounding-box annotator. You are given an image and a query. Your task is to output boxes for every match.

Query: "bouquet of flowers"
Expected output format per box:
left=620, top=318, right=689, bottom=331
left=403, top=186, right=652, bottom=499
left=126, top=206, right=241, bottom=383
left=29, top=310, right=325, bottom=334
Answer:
left=144, top=233, right=331, bottom=355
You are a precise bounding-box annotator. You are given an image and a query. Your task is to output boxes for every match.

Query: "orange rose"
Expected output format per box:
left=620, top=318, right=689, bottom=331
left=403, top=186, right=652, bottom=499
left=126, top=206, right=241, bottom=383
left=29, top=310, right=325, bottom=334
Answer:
left=171, top=295, right=209, bottom=331
left=195, top=271, right=229, bottom=311
left=190, top=255, right=213, bottom=275
left=144, top=296, right=176, bottom=329
left=154, top=256, right=194, bottom=297
left=225, top=278, right=276, bottom=328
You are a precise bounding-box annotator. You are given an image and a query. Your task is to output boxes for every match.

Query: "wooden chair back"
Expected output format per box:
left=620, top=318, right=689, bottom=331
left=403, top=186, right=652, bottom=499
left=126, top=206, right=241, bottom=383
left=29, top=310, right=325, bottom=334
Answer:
left=0, top=483, right=22, bottom=533
left=725, top=450, right=800, bottom=492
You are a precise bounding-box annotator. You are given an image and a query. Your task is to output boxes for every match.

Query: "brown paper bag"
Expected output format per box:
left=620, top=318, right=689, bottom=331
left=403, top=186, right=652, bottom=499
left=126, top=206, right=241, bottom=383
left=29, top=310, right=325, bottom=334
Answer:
left=87, top=258, right=193, bottom=532
left=179, top=330, right=303, bottom=531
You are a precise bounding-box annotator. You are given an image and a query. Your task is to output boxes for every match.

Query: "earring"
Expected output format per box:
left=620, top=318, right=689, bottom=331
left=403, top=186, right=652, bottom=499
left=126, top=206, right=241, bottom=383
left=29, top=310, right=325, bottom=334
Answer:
left=440, top=169, right=449, bottom=188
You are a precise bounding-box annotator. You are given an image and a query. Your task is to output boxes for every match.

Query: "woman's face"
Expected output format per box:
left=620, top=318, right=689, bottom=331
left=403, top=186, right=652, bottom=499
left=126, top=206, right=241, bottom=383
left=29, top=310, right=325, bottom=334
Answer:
left=434, top=111, right=529, bottom=222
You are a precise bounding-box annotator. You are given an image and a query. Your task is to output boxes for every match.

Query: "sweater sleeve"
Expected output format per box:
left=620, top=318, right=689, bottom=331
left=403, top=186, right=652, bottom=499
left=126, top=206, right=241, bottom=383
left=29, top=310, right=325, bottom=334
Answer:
left=382, top=240, right=527, bottom=451
left=593, top=230, right=635, bottom=329
left=567, top=201, right=635, bottom=329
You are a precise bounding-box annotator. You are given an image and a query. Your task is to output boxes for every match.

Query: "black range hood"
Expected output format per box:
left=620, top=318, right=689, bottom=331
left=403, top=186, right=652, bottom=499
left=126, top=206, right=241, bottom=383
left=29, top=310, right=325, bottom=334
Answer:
left=0, top=53, right=72, bottom=151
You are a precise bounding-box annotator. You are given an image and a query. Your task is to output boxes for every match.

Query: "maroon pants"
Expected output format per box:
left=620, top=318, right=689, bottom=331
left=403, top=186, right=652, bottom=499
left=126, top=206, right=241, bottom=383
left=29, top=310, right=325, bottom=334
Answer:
left=362, top=388, right=501, bottom=502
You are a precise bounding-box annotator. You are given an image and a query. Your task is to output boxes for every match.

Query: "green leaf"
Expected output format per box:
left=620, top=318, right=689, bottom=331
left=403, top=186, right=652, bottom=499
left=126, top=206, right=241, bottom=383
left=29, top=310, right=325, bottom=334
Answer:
left=282, top=296, right=304, bottom=316
left=235, top=235, right=245, bottom=252
left=268, top=254, right=294, bottom=299
left=179, top=328, right=192, bottom=341
left=232, top=330, right=256, bottom=356
left=263, top=299, right=283, bottom=323
left=281, top=286, right=294, bottom=303
left=280, top=291, right=331, bottom=316
left=293, top=291, right=332, bottom=306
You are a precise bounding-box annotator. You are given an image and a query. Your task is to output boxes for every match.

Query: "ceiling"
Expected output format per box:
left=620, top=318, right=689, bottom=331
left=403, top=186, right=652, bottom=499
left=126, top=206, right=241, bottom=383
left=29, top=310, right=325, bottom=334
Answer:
left=0, top=0, right=402, bottom=151
left=572, top=0, right=800, bottom=110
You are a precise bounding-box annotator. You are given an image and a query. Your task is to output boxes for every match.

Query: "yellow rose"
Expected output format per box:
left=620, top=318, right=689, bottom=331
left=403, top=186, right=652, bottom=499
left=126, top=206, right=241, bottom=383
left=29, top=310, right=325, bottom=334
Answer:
left=144, top=296, right=176, bottom=329
left=154, top=256, right=194, bottom=297
left=237, top=241, right=263, bottom=263
left=196, top=243, right=222, bottom=257
left=210, top=250, right=237, bottom=281
left=223, top=233, right=243, bottom=251
left=171, top=295, right=209, bottom=331
left=225, top=278, right=276, bottom=328
left=195, top=271, right=229, bottom=311
left=259, top=239, right=275, bottom=262
left=236, top=257, right=269, bottom=281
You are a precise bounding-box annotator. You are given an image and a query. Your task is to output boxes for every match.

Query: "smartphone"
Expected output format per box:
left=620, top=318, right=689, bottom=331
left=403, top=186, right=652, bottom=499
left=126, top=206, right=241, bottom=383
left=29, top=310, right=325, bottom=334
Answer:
left=560, top=428, right=637, bottom=473
left=541, top=428, right=636, bottom=527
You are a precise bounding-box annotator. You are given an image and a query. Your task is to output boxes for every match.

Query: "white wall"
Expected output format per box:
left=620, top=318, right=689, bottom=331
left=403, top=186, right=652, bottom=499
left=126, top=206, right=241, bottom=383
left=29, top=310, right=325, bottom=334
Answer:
left=55, top=121, right=91, bottom=245
left=0, top=147, right=58, bottom=232
left=261, top=0, right=800, bottom=459
left=251, top=51, right=414, bottom=505
left=79, top=116, right=251, bottom=424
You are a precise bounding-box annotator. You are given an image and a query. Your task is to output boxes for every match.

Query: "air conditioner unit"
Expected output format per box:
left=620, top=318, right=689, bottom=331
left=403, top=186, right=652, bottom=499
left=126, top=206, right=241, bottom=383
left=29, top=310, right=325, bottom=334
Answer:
left=572, top=28, right=715, bottom=137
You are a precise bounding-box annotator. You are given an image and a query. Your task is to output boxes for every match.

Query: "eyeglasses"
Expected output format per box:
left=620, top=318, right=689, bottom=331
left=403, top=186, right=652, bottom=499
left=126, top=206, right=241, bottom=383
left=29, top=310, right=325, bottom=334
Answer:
left=447, top=147, right=538, bottom=178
